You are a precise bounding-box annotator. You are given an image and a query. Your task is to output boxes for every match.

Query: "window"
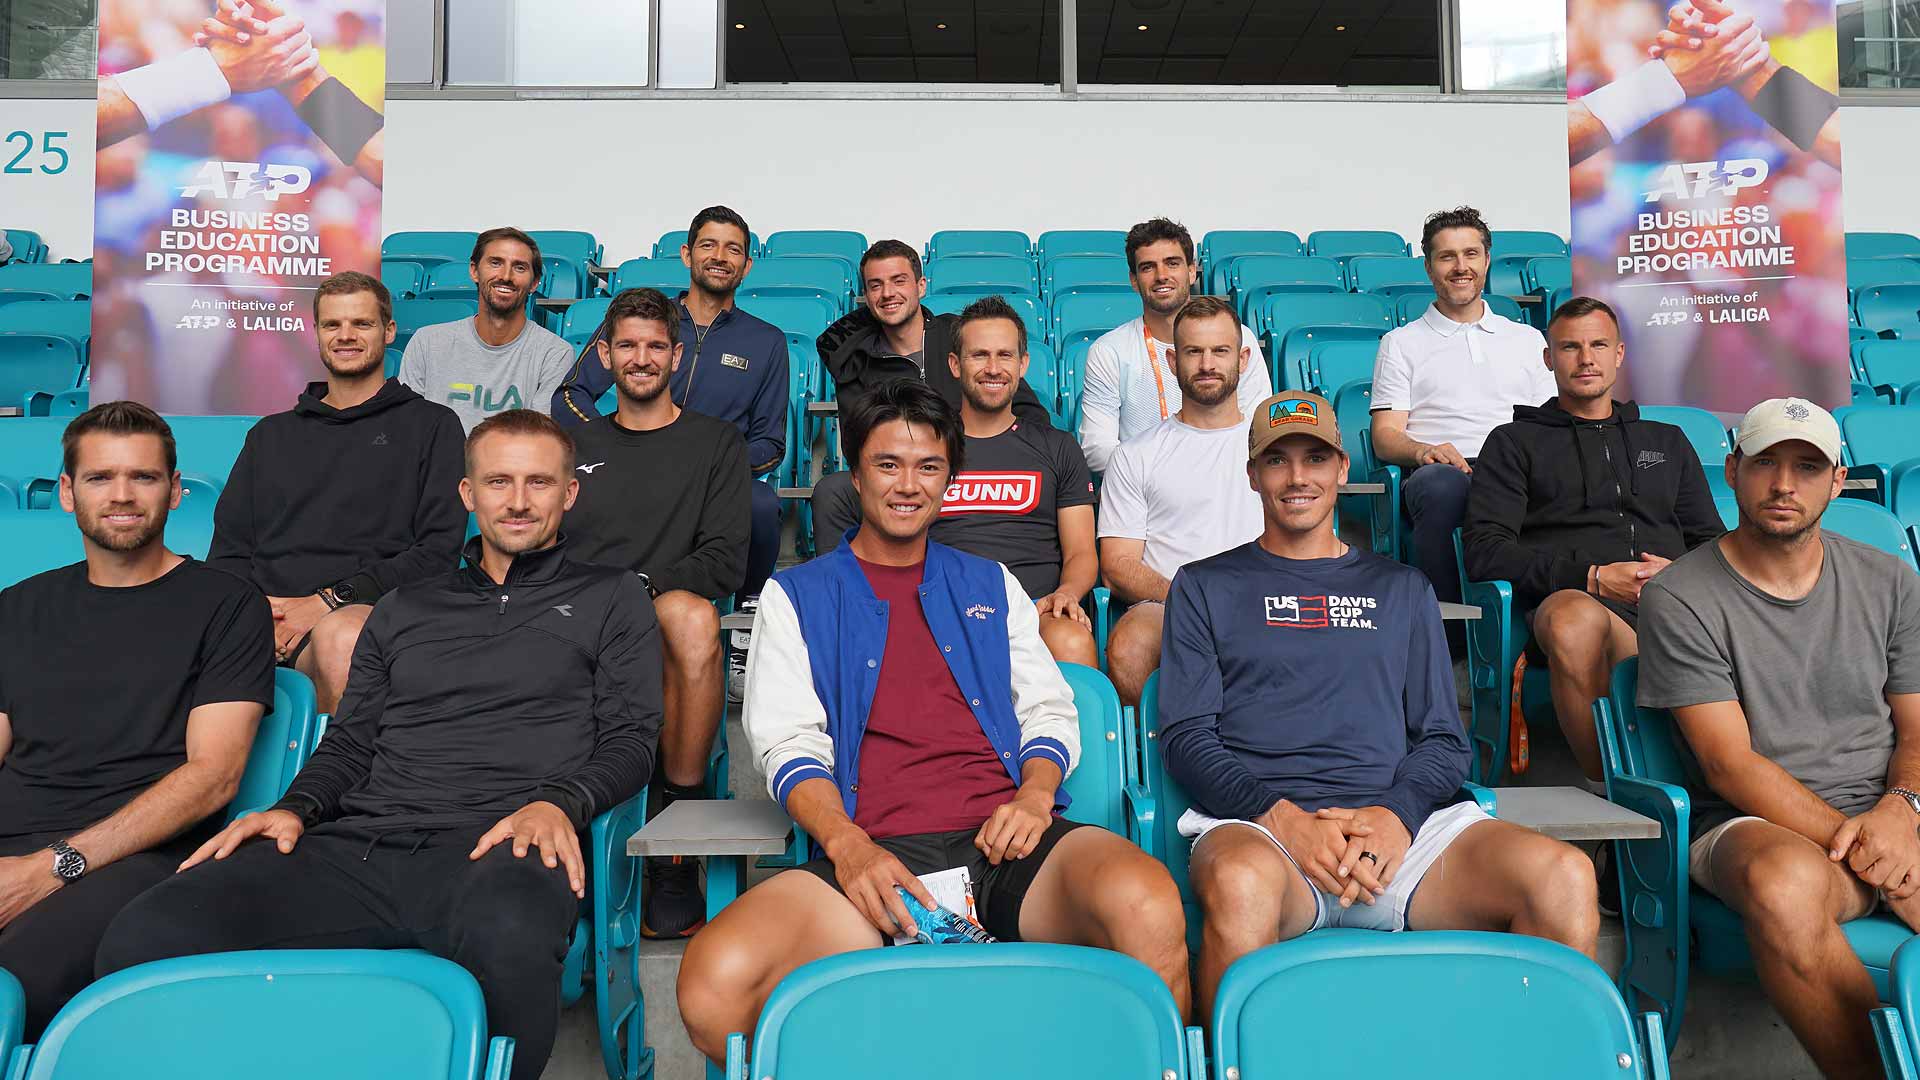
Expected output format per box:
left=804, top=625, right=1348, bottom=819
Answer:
left=1073, top=0, right=1438, bottom=87
left=1458, top=0, right=1565, bottom=91
left=1, top=0, right=95, bottom=80
left=445, top=0, right=650, bottom=86
left=1841, top=0, right=1920, bottom=88
left=387, top=0, right=436, bottom=84
left=725, top=0, right=1062, bottom=84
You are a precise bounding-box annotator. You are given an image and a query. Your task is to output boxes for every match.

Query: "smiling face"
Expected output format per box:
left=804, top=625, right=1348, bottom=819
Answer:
left=469, top=238, right=538, bottom=317
left=60, top=432, right=179, bottom=554
left=682, top=221, right=751, bottom=298
left=1730, top=440, right=1843, bottom=543
left=1425, top=225, right=1490, bottom=308
left=1546, top=309, right=1624, bottom=407
left=851, top=418, right=951, bottom=545
left=951, top=316, right=1030, bottom=414
left=1131, top=238, right=1197, bottom=319
left=1249, top=433, right=1347, bottom=538
left=599, top=315, right=682, bottom=405
left=315, top=288, right=395, bottom=379
left=1172, top=309, right=1245, bottom=407
left=861, top=254, right=927, bottom=329
left=461, top=430, right=578, bottom=557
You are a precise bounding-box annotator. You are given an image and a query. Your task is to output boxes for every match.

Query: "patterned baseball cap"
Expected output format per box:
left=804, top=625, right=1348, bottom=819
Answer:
left=1249, top=392, right=1342, bottom=461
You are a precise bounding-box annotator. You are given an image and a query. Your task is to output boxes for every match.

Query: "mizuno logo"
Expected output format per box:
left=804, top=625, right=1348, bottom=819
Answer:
left=577, top=462, right=607, bottom=474
left=552, top=604, right=573, bottom=617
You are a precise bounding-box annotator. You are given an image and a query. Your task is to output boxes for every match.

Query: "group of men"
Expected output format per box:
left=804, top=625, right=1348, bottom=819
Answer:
left=0, top=202, right=1915, bottom=1080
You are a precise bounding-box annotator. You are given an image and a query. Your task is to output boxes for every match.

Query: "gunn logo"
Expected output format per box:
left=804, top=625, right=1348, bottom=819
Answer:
left=941, top=471, right=1041, bottom=515
left=178, top=160, right=314, bottom=201
left=1642, top=159, right=1768, bottom=202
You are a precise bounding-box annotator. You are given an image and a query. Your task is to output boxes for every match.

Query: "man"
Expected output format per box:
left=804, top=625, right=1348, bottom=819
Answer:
left=1463, top=297, right=1723, bottom=783
left=99, top=410, right=660, bottom=1080
left=564, top=287, right=749, bottom=939
left=932, top=296, right=1099, bottom=668
left=1636, top=397, right=1920, bottom=1080
left=210, top=271, right=466, bottom=713
left=399, top=227, right=574, bottom=432
left=1078, top=217, right=1272, bottom=473
left=810, top=239, right=1052, bottom=542
left=1163, top=390, right=1599, bottom=1020
left=0, top=402, right=273, bottom=1036
left=1370, top=207, right=1556, bottom=631
left=1099, top=296, right=1265, bottom=705
left=677, top=381, right=1187, bottom=1064
left=551, top=207, right=789, bottom=697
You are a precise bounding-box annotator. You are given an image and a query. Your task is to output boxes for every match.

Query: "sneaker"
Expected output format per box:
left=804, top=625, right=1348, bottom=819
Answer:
left=641, top=855, right=707, bottom=939
left=725, top=597, right=758, bottom=704
left=1595, top=842, right=1622, bottom=919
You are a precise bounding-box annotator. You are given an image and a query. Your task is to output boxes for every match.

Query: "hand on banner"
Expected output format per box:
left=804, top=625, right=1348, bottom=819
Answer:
left=193, top=0, right=320, bottom=95
left=1657, top=11, right=1770, bottom=98
left=1644, top=0, right=1842, bottom=167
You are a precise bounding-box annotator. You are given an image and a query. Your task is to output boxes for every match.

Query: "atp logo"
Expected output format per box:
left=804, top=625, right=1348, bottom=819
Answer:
left=179, top=160, right=313, bottom=201
left=1642, top=159, right=1768, bottom=202
left=449, top=383, right=526, bottom=412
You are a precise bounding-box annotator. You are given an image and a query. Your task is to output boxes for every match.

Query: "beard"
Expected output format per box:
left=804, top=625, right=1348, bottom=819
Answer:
left=1142, top=283, right=1189, bottom=318
left=616, top=369, right=671, bottom=405
left=1179, top=373, right=1237, bottom=407
left=77, top=505, right=166, bottom=552
left=480, top=282, right=527, bottom=317
left=321, top=346, right=384, bottom=380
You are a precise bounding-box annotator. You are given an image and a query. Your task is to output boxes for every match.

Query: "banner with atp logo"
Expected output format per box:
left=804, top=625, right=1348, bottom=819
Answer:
left=91, top=0, right=386, bottom=413
left=1566, top=0, right=1849, bottom=411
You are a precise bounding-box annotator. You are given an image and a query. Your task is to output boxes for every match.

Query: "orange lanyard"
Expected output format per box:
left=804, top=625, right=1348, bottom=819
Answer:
left=1145, top=323, right=1174, bottom=420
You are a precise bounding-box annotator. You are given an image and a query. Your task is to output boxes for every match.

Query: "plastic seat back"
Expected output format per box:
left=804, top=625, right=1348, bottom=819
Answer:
left=737, top=295, right=836, bottom=340
left=609, top=257, right=691, bottom=295
left=764, top=230, right=867, bottom=268
left=1306, top=229, right=1408, bottom=258
left=926, top=230, right=1030, bottom=261
left=19, top=950, right=508, bottom=1080
left=655, top=228, right=760, bottom=260
left=1638, top=405, right=1733, bottom=494
left=1051, top=293, right=1139, bottom=348
left=1213, top=931, right=1664, bottom=1080
left=560, top=297, right=612, bottom=341
left=1346, top=255, right=1430, bottom=294
left=1137, top=673, right=1199, bottom=933
left=925, top=255, right=1037, bottom=297
left=1057, top=664, right=1126, bottom=833
left=924, top=293, right=1043, bottom=330
left=0, top=416, right=66, bottom=496
left=381, top=231, right=477, bottom=270
left=0, top=510, right=85, bottom=588
left=1037, top=229, right=1126, bottom=265
left=420, top=262, right=482, bottom=302
left=1857, top=284, right=1920, bottom=337
left=1527, top=256, right=1573, bottom=295
left=1333, top=382, right=1377, bottom=471
left=1231, top=255, right=1345, bottom=301
left=1277, top=326, right=1384, bottom=391
left=1202, top=230, right=1303, bottom=277
left=1261, top=292, right=1391, bottom=346
left=393, top=298, right=478, bottom=338
left=1842, top=405, right=1920, bottom=470
left=1492, top=230, right=1569, bottom=259
left=227, top=668, right=321, bottom=821
left=1042, top=254, right=1130, bottom=302
left=1861, top=341, right=1920, bottom=393
left=0, top=333, right=84, bottom=402
left=3, top=229, right=46, bottom=263
left=166, top=415, right=258, bottom=490
left=1307, top=339, right=1382, bottom=398
left=526, top=230, right=600, bottom=271
left=744, top=944, right=1187, bottom=1080
left=1822, top=499, right=1918, bottom=567
left=740, top=257, right=853, bottom=309
left=0, top=299, right=91, bottom=347
left=0, top=967, right=20, bottom=1065
left=1849, top=259, right=1920, bottom=295
left=0, top=263, right=92, bottom=300
left=1848, top=233, right=1920, bottom=260
left=380, top=260, right=425, bottom=300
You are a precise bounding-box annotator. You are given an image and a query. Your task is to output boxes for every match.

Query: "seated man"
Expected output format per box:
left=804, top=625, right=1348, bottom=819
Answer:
left=677, top=381, right=1188, bottom=1063
left=932, top=296, right=1099, bottom=667
left=398, top=226, right=575, bottom=432
left=1370, top=207, right=1555, bottom=632
left=0, top=402, right=273, bottom=1036
left=1637, top=397, right=1920, bottom=1080
left=1078, top=217, right=1272, bottom=473
left=98, top=410, right=660, bottom=1080
left=1164, top=391, right=1599, bottom=1018
left=1099, top=295, right=1264, bottom=705
left=810, top=239, right=1052, bottom=542
left=1463, top=297, right=1723, bottom=783
left=210, top=271, right=467, bottom=713
left=565, top=287, right=750, bottom=939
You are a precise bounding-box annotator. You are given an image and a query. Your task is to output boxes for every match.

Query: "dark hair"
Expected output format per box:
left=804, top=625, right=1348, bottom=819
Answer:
left=465, top=408, right=575, bottom=475
left=840, top=379, right=965, bottom=479
left=470, top=226, right=542, bottom=268
left=1420, top=207, right=1492, bottom=259
left=1171, top=294, right=1237, bottom=342
left=1124, top=217, right=1195, bottom=269
left=605, top=287, right=680, bottom=343
left=1547, top=295, right=1621, bottom=335
left=954, top=295, right=1027, bottom=356
left=687, top=206, right=751, bottom=251
left=312, top=270, right=392, bottom=325
left=62, top=400, right=176, bottom=477
left=859, top=239, right=923, bottom=285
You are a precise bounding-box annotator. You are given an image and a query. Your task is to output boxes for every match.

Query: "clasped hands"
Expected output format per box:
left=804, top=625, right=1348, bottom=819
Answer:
left=1259, top=800, right=1412, bottom=910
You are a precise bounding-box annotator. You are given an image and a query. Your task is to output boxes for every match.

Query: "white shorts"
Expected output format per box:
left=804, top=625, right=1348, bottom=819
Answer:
left=1689, top=815, right=1885, bottom=914
left=1177, top=800, right=1492, bottom=932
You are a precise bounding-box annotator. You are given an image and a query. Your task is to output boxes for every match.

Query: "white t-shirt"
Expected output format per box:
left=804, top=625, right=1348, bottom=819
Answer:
left=1078, top=316, right=1273, bottom=473
left=1370, top=301, right=1554, bottom=459
left=1097, top=417, right=1265, bottom=582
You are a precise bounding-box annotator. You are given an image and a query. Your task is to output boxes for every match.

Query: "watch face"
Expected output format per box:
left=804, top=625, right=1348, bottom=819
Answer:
left=53, top=846, right=85, bottom=880
left=333, top=583, right=355, bottom=603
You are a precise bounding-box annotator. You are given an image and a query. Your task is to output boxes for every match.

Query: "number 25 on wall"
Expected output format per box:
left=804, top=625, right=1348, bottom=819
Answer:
left=3, top=131, right=71, bottom=175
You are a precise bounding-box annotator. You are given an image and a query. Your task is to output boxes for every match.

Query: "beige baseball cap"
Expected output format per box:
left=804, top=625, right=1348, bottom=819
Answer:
left=1249, top=392, right=1342, bottom=460
left=1734, top=397, right=1842, bottom=467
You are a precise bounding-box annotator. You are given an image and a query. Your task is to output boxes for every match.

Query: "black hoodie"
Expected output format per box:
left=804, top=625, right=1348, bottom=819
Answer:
left=816, top=305, right=1054, bottom=428
left=1463, top=398, right=1724, bottom=609
left=209, top=378, right=467, bottom=602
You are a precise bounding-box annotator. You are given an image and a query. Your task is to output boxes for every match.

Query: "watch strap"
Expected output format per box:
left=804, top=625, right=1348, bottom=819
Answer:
left=1889, top=787, right=1920, bottom=814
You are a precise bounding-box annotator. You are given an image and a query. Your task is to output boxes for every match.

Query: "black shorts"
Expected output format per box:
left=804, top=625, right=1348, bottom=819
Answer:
left=795, top=817, right=1087, bottom=942
left=1521, top=596, right=1638, bottom=665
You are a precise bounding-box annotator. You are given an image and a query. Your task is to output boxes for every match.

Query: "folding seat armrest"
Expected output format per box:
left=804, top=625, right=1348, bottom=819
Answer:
left=1123, top=781, right=1158, bottom=859
left=1875, top=1007, right=1919, bottom=1080
left=1458, top=782, right=1495, bottom=815
left=725, top=1032, right=748, bottom=1080
left=1367, top=461, right=1403, bottom=561
left=483, top=1036, right=516, bottom=1080
left=1638, top=1013, right=1673, bottom=1080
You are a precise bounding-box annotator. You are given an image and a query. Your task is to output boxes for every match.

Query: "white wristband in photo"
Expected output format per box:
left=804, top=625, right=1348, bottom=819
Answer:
left=1582, top=59, right=1687, bottom=144
left=116, top=47, right=233, bottom=131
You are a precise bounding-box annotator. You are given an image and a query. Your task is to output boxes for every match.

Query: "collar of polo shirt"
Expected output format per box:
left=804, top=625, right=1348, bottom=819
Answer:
left=1420, top=300, right=1497, bottom=338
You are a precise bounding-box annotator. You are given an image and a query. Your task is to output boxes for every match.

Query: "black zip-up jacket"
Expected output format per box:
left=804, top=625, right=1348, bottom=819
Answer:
left=209, top=379, right=466, bottom=602
left=272, top=537, right=659, bottom=833
left=1463, top=398, right=1724, bottom=609
left=816, top=305, right=1054, bottom=428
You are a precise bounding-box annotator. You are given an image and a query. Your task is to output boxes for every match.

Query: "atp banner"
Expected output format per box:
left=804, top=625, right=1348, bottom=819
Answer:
left=92, top=0, right=386, bottom=413
left=1566, top=0, right=1849, bottom=412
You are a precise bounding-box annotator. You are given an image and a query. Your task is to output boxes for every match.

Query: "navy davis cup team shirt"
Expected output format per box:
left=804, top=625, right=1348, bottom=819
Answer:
left=930, top=421, right=1095, bottom=599
left=1158, top=542, right=1470, bottom=837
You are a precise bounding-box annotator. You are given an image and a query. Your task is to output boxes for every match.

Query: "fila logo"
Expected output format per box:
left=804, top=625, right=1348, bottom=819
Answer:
left=1635, top=450, right=1667, bottom=469
left=552, top=604, right=574, bottom=617
left=965, top=604, right=997, bottom=621
left=941, top=471, right=1041, bottom=515
left=449, top=382, right=525, bottom=412
left=577, top=462, right=607, bottom=474
left=1264, top=594, right=1379, bottom=630
left=720, top=353, right=750, bottom=370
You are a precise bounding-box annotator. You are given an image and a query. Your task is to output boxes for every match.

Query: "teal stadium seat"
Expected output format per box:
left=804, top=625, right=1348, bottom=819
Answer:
left=1859, top=341, right=1920, bottom=402
left=1056, top=663, right=1153, bottom=840
left=737, top=295, right=837, bottom=340
left=1848, top=258, right=1920, bottom=296
left=1455, top=528, right=1555, bottom=784
left=1847, top=232, right=1920, bottom=260
left=723, top=944, right=1193, bottom=1080
left=738, top=257, right=854, bottom=313
left=3, top=229, right=48, bottom=263
left=0, top=967, right=20, bottom=1067
left=925, top=229, right=1030, bottom=261
left=1041, top=254, right=1130, bottom=304
left=1873, top=937, right=1920, bottom=1077
left=0, top=416, right=66, bottom=505
left=24, top=387, right=88, bottom=418
left=924, top=292, right=1043, bottom=330
left=0, top=263, right=92, bottom=305
left=0, top=511, right=83, bottom=587
left=231, top=668, right=322, bottom=819
left=1037, top=229, right=1126, bottom=264
left=393, top=298, right=478, bottom=353
left=925, top=255, right=1038, bottom=298
left=1391, top=290, right=1525, bottom=326
left=763, top=230, right=867, bottom=269
left=527, top=230, right=601, bottom=298
left=1345, top=255, right=1431, bottom=295
left=420, top=261, right=481, bottom=302
left=1201, top=230, right=1303, bottom=293
left=381, top=260, right=425, bottom=299
left=1207, top=932, right=1669, bottom=1080
left=381, top=231, right=478, bottom=271
left=560, top=297, right=611, bottom=342
left=1230, top=257, right=1345, bottom=326
left=0, top=333, right=84, bottom=406
left=0, top=299, right=90, bottom=352
left=1821, top=498, right=1918, bottom=566
left=1491, top=230, right=1570, bottom=258
left=1259, top=292, right=1391, bottom=351
left=167, top=414, right=258, bottom=489
left=610, top=258, right=692, bottom=295
left=1637, top=405, right=1733, bottom=496
left=1275, top=325, right=1383, bottom=392
left=1856, top=284, right=1920, bottom=338
left=1841, top=404, right=1920, bottom=501
left=1305, top=229, right=1408, bottom=259
left=1304, top=339, right=1380, bottom=398
left=1527, top=256, right=1573, bottom=296
left=655, top=228, right=760, bottom=260
left=11, top=950, right=514, bottom=1080
left=1051, top=293, right=1139, bottom=352
left=1487, top=255, right=1535, bottom=298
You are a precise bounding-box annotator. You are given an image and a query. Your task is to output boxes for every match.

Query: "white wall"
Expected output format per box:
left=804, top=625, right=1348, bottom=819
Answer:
left=5, top=94, right=1917, bottom=263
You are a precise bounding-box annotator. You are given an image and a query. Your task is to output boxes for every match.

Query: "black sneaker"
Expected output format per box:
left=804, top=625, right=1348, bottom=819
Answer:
left=725, top=597, right=757, bottom=704
left=1595, top=842, right=1622, bottom=919
left=641, top=855, right=707, bottom=939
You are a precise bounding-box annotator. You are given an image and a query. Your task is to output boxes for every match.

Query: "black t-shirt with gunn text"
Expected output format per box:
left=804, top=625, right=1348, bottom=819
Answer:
left=931, top=420, right=1096, bottom=599
left=0, top=558, right=274, bottom=840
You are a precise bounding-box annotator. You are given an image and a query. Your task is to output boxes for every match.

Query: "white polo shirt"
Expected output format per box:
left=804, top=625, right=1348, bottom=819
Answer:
left=1077, top=316, right=1272, bottom=473
left=1370, top=301, right=1554, bottom=460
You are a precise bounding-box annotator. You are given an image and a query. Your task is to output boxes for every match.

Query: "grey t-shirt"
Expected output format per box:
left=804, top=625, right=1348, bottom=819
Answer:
left=1638, top=534, right=1920, bottom=834
left=398, top=317, right=575, bottom=432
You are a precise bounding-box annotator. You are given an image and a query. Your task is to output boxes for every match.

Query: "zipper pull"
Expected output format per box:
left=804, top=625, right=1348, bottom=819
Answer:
left=498, top=593, right=509, bottom=613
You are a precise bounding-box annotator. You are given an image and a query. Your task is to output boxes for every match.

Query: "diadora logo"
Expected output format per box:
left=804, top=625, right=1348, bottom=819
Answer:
left=552, top=604, right=573, bottom=618
left=577, top=462, right=607, bottom=474
left=1642, top=159, right=1768, bottom=202
left=1635, top=450, right=1666, bottom=469
left=941, top=471, right=1041, bottom=515
left=965, top=603, right=997, bottom=621
left=448, top=383, right=526, bottom=411
left=1264, top=594, right=1379, bottom=630
left=1267, top=399, right=1319, bottom=428
left=178, top=160, right=313, bottom=201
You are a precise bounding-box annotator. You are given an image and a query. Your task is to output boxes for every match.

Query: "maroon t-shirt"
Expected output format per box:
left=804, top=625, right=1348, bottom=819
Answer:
left=851, top=557, right=1018, bottom=839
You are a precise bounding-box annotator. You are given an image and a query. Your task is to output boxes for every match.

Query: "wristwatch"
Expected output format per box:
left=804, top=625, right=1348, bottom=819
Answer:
left=635, top=572, right=657, bottom=598
left=318, top=581, right=356, bottom=610
left=1889, top=787, right=1920, bottom=816
left=48, top=839, right=87, bottom=883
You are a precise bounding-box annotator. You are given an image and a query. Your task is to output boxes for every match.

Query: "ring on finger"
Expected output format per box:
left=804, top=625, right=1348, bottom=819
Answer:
left=1359, top=851, right=1379, bottom=865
